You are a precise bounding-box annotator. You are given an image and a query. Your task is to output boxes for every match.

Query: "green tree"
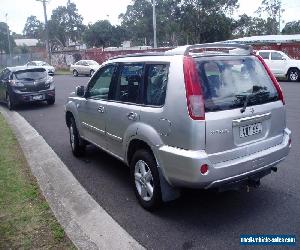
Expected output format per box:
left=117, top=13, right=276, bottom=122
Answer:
left=23, top=15, right=44, bottom=39
left=0, top=22, right=15, bottom=54
left=120, top=0, right=239, bottom=46
left=179, top=0, right=238, bottom=44
left=282, top=21, right=300, bottom=34
left=233, top=14, right=273, bottom=37
left=48, top=2, right=85, bottom=50
left=83, top=21, right=129, bottom=48
left=120, top=0, right=153, bottom=46
left=256, top=0, right=281, bottom=34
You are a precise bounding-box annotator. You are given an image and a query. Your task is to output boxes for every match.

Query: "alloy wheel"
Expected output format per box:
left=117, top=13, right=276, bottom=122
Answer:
left=134, top=160, right=154, bottom=201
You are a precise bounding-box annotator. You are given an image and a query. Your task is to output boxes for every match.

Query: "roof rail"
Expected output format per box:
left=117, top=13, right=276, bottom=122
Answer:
left=110, top=52, right=165, bottom=60
left=165, top=43, right=253, bottom=56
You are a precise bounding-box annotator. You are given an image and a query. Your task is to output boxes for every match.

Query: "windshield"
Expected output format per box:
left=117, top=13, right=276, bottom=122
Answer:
left=195, top=56, right=279, bottom=112
left=14, top=69, right=47, bottom=80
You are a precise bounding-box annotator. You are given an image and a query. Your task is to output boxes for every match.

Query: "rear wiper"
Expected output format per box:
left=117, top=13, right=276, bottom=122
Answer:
left=240, top=93, right=253, bottom=113
left=239, top=87, right=271, bottom=113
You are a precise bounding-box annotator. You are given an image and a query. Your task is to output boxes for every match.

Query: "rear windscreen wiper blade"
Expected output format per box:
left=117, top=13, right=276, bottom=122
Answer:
left=239, top=87, right=271, bottom=113
left=240, top=93, right=253, bottom=113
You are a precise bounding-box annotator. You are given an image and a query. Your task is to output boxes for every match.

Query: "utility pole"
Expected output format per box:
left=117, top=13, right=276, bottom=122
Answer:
left=152, top=0, right=157, bottom=48
left=5, top=14, right=12, bottom=58
left=37, top=0, right=51, bottom=63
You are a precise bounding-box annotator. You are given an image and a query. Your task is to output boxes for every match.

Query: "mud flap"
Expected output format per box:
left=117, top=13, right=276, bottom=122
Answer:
left=158, top=167, right=181, bottom=202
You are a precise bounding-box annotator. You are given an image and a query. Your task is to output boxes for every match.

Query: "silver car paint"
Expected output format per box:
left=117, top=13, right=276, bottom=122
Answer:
left=65, top=54, right=291, bottom=189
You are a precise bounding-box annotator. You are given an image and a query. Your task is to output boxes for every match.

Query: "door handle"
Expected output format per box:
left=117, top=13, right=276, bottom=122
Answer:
left=127, top=112, right=137, bottom=120
left=97, top=106, right=105, bottom=113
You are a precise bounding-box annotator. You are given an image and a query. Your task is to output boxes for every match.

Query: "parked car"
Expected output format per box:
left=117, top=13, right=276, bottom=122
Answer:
left=0, top=66, right=55, bottom=110
left=25, top=60, right=55, bottom=75
left=70, top=60, right=100, bottom=77
left=256, top=50, right=300, bottom=82
left=65, top=43, right=291, bottom=210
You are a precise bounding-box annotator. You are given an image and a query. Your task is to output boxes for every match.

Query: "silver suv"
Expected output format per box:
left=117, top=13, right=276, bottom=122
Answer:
left=65, top=43, right=291, bottom=210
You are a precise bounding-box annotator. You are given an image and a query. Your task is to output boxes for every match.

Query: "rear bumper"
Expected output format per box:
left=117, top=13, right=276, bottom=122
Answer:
left=156, top=128, right=291, bottom=189
left=10, top=88, right=55, bottom=104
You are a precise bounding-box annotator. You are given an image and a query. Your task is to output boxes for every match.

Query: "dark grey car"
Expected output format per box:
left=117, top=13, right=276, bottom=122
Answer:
left=0, top=66, right=55, bottom=110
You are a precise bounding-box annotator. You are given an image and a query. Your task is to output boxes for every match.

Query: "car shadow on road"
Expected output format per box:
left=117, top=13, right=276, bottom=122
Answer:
left=75, top=144, right=283, bottom=232
left=9, top=102, right=53, bottom=111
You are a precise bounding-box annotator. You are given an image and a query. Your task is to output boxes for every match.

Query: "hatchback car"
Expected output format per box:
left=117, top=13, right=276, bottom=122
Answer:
left=0, top=66, right=55, bottom=110
left=25, top=60, right=55, bottom=75
left=70, top=60, right=100, bottom=77
left=65, top=43, right=291, bottom=210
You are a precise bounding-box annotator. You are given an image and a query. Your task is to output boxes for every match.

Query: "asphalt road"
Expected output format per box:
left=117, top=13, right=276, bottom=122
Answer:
left=13, top=75, right=300, bottom=249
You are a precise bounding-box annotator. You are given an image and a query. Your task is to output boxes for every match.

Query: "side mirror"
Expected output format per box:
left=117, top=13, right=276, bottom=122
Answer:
left=75, top=85, right=85, bottom=97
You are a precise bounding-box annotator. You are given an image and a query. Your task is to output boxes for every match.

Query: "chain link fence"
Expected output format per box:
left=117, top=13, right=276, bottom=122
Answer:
left=0, top=52, right=46, bottom=68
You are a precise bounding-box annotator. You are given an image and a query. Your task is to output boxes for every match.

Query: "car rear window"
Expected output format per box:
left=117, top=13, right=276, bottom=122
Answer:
left=14, top=69, right=47, bottom=80
left=195, top=56, right=279, bottom=112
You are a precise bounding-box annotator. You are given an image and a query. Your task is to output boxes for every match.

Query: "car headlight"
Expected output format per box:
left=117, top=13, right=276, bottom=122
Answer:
left=46, top=76, right=54, bottom=84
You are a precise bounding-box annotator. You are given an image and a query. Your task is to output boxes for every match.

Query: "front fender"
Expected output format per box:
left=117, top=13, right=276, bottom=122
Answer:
left=65, top=98, right=82, bottom=134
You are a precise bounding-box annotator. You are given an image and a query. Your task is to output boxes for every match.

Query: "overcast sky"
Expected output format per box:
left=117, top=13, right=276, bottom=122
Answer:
left=0, top=0, right=299, bottom=34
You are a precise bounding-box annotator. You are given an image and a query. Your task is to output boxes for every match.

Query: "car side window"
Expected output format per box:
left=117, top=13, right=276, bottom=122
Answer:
left=271, top=52, right=283, bottom=60
left=115, top=64, right=144, bottom=104
left=144, top=64, right=169, bottom=106
left=259, top=52, right=270, bottom=60
left=87, top=64, right=115, bottom=100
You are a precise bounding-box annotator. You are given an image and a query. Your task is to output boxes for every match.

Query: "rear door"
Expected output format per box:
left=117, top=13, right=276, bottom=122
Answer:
left=105, top=63, right=144, bottom=158
left=195, top=56, right=285, bottom=159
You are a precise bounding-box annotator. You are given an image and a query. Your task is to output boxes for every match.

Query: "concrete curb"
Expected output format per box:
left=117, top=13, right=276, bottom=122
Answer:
left=0, top=106, right=144, bottom=250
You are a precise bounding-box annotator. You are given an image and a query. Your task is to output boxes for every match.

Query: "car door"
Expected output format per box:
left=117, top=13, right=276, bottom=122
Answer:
left=270, top=52, right=286, bottom=76
left=0, top=69, right=10, bottom=101
left=105, top=63, right=144, bottom=158
left=75, top=61, right=83, bottom=74
left=82, top=61, right=90, bottom=74
left=77, top=64, right=117, bottom=148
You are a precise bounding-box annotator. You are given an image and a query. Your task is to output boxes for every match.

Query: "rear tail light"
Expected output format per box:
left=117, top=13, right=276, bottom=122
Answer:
left=183, top=56, right=205, bottom=120
left=256, top=55, right=285, bottom=105
left=200, top=164, right=209, bottom=175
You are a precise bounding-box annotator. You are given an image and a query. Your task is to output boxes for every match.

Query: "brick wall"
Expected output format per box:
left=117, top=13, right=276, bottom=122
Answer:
left=51, top=43, right=300, bottom=69
left=51, top=48, right=171, bottom=69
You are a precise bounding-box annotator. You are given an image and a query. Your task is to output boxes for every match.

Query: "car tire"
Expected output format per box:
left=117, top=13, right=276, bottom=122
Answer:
left=73, top=70, right=78, bottom=77
left=287, top=68, right=300, bottom=82
left=47, top=97, right=55, bottom=105
left=90, top=69, right=95, bottom=77
left=130, top=149, right=162, bottom=211
left=69, top=117, right=85, bottom=157
left=6, top=93, right=15, bottom=110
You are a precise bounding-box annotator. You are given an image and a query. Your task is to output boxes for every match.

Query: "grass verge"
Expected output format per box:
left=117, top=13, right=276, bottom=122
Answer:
left=0, top=113, right=75, bottom=249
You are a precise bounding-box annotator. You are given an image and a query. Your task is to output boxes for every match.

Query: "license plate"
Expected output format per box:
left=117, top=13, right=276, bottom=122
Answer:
left=32, top=95, right=44, bottom=101
left=239, top=123, right=262, bottom=138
